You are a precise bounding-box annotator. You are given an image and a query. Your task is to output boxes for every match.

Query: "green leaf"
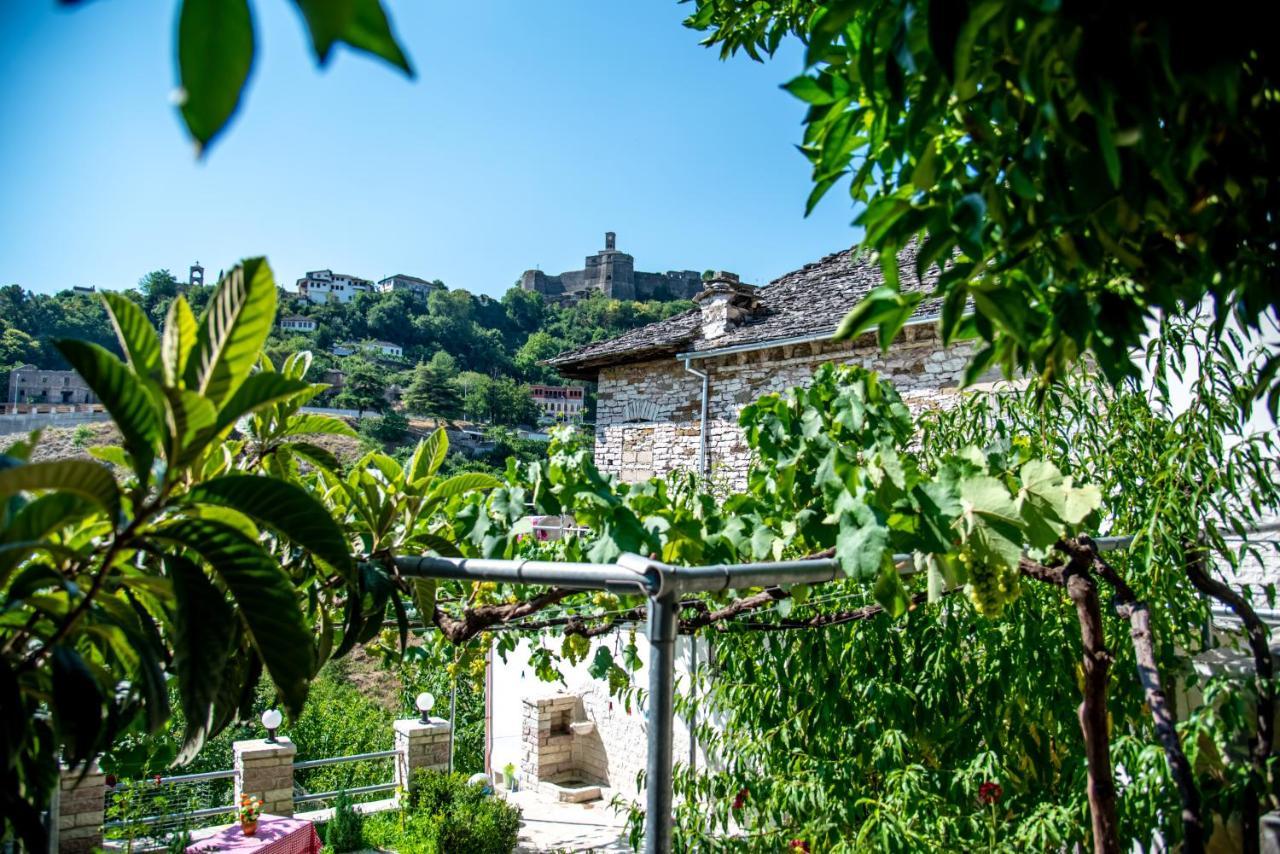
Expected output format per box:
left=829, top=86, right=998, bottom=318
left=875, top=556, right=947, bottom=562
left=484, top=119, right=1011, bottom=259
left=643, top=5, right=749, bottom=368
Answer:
left=154, top=518, right=314, bottom=717
left=101, top=293, right=161, bottom=378
left=783, top=74, right=837, bottom=105
left=177, top=0, right=255, bottom=154
left=833, top=287, right=924, bottom=346
left=213, top=373, right=313, bottom=437
left=280, top=414, right=358, bottom=438
left=0, top=460, right=120, bottom=522
left=51, top=646, right=106, bottom=764
left=835, top=508, right=888, bottom=580
left=290, top=0, right=414, bottom=75
left=872, top=562, right=910, bottom=617
left=426, top=472, right=502, bottom=504
left=588, top=645, right=614, bottom=681
left=410, top=577, right=436, bottom=625
left=55, top=339, right=161, bottom=482
left=960, top=476, right=1023, bottom=571
left=168, top=556, right=237, bottom=762
left=164, top=389, right=218, bottom=458
left=408, top=429, right=449, bottom=484
left=162, top=296, right=199, bottom=387
left=186, top=258, right=279, bottom=408
left=283, top=441, right=341, bottom=473
left=184, top=475, right=354, bottom=582
left=0, top=492, right=93, bottom=586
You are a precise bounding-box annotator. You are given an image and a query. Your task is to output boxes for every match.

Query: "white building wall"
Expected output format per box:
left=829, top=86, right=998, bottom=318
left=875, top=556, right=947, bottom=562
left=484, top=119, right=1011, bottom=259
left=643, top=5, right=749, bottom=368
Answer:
left=489, top=629, right=707, bottom=803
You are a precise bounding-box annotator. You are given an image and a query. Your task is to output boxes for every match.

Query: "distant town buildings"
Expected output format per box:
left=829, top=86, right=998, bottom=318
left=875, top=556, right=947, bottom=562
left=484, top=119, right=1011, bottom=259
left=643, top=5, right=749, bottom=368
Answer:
left=297, top=270, right=375, bottom=304
left=7, top=365, right=97, bottom=406
left=332, top=340, right=404, bottom=359
left=530, top=384, right=585, bottom=421
left=376, top=274, right=444, bottom=300
left=520, top=232, right=703, bottom=305
left=278, top=315, right=317, bottom=333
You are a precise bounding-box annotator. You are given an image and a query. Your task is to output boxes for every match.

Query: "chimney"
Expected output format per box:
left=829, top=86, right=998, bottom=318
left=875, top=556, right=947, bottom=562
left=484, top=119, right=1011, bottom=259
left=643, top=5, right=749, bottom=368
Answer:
left=693, top=272, right=758, bottom=341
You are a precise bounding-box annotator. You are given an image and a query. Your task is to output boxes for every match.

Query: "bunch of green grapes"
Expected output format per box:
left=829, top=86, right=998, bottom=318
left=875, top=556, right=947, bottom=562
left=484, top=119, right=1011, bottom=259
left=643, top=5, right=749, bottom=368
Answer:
left=959, top=542, right=1021, bottom=618
left=561, top=632, right=592, bottom=666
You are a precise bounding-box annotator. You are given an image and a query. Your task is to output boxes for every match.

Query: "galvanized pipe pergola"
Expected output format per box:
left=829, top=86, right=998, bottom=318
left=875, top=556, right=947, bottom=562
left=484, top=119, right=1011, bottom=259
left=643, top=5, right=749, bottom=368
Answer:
left=396, top=536, right=1134, bottom=853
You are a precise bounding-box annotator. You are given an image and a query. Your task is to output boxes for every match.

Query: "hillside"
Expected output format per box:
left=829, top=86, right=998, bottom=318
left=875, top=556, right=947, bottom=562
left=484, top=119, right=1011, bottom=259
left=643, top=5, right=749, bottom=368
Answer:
left=1, top=272, right=692, bottom=426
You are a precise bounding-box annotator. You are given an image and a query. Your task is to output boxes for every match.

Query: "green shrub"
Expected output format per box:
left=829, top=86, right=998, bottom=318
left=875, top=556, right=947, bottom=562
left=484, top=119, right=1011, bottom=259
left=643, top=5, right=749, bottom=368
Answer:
left=405, top=770, right=520, bottom=854
left=325, top=791, right=365, bottom=853
left=359, top=409, right=408, bottom=444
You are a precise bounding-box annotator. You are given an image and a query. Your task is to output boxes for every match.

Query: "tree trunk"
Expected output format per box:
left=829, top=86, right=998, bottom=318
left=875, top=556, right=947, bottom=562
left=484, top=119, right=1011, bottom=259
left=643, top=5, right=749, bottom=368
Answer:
left=1185, top=543, right=1274, bottom=854
left=1068, top=538, right=1205, bottom=852
left=1064, top=563, right=1122, bottom=854
left=1023, top=552, right=1121, bottom=854
left=1120, top=600, right=1206, bottom=853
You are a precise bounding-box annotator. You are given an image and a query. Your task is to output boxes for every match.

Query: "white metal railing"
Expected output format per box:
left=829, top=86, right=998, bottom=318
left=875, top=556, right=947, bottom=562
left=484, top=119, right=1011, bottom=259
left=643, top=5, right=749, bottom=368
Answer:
left=292, top=749, right=399, bottom=807
left=103, top=768, right=236, bottom=842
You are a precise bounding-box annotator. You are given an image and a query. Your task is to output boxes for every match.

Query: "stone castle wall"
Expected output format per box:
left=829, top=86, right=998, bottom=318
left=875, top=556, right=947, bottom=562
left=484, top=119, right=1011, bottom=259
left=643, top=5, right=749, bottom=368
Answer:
left=521, top=233, right=701, bottom=304
left=593, top=326, right=983, bottom=488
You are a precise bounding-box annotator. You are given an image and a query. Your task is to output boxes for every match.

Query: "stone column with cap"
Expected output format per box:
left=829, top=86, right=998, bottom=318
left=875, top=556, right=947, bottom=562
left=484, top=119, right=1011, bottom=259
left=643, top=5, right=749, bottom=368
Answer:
left=58, top=761, right=107, bottom=853
left=394, top=717, right=452, bottom=791
left=233, top=737, right=296, bottom=818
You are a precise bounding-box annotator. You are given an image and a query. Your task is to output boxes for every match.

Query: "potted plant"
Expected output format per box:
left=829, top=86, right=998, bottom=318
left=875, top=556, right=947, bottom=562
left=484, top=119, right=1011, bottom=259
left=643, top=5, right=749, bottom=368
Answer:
left=502, top=762, right=517, bottom=791
left=238, top=794, right=264, bottom=836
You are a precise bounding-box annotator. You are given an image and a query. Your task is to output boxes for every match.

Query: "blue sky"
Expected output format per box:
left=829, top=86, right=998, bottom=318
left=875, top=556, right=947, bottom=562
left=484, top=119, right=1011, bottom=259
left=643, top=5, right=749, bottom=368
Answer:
left=0, top=1, right=862, bottom=298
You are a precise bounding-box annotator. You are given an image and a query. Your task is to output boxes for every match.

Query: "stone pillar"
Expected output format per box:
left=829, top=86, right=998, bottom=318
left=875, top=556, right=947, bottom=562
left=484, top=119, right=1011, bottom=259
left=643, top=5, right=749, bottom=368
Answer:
left=58, top=762, right=106, bottom=853
left=233, top=737, right=296, bottom=818
left=394, top=717, right=452, bottom=791
left=520, top=694, right=578, bottom=789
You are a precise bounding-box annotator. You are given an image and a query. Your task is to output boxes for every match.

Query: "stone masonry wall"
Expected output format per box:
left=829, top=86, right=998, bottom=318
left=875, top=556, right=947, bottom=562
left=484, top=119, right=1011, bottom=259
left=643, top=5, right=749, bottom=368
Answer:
left=594, top=326, right=983, bottom=488
left=58, top=762, right=107, bottom=853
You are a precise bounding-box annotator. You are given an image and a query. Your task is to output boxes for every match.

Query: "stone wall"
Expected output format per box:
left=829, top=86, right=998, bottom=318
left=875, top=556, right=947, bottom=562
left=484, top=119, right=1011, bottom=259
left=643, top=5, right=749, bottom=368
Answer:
left=594, top=325, right=982, bottom=487
left=58, top=762, right=107, bottom=853
left=490, top=633, right=703, bottom=804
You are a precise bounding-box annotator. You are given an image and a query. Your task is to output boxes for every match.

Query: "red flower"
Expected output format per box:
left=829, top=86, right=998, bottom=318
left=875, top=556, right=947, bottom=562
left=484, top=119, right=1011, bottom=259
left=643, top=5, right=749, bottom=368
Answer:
left=731, top=787, right=748, bottom=811
left=153, top=774, right=163, bottom=785
left=978, top=781, right=1003, bottom=805
left=789, top=841, right=809, bottom=852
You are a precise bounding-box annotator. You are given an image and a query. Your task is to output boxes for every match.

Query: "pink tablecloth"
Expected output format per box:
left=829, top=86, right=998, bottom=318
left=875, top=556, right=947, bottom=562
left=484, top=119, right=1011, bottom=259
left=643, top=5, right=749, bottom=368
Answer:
left=186, top=815, right=321, bottom=854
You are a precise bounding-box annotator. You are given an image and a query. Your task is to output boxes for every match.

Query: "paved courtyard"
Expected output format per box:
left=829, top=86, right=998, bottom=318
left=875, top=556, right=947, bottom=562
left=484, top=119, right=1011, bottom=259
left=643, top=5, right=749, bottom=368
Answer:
left=505, top=789, right=631, bottom=853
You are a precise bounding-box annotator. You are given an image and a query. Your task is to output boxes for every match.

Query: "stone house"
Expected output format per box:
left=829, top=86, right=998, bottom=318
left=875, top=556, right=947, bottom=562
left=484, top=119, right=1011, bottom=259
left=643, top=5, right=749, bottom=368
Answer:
left=7, top=365, right=97, bottom=407
left=377, top=273, right=443, bottom=300
left=546, top=244, right=990, bottom=488
left=278, top=314, right=317, bottom=333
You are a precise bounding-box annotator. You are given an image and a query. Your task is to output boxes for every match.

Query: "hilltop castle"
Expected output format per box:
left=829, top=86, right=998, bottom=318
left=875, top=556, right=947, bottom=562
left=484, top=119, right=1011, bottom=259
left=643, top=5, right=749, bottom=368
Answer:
left=520, top=232, right=702, bottom=305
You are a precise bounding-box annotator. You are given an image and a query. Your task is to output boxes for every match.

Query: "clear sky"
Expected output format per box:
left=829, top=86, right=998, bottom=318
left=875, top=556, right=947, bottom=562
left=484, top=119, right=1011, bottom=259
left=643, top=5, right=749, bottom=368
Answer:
left=0, top=1, right=863, bottom=298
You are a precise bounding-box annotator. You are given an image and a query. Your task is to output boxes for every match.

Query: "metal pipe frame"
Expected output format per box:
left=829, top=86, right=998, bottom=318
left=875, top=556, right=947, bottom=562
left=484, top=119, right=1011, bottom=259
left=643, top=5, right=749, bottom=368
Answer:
left=395, top=536, right=1135, bottom=854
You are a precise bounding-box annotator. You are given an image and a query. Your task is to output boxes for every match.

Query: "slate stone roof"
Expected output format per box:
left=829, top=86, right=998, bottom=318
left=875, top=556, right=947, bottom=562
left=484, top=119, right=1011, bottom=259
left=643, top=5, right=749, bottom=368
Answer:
left=546, top=243, right=941, bottom=379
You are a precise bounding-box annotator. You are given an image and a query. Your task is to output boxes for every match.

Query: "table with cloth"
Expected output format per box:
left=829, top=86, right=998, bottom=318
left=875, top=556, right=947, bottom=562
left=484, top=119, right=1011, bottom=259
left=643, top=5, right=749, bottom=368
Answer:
left=186, top=815, right=321, bottom=854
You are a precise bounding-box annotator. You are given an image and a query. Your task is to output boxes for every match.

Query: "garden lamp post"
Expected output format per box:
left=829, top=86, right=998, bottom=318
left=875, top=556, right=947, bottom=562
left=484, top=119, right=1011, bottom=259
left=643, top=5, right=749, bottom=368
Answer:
left=415, top=691, right=435, bottom=725
left=261, top=708, right=283, bottom=744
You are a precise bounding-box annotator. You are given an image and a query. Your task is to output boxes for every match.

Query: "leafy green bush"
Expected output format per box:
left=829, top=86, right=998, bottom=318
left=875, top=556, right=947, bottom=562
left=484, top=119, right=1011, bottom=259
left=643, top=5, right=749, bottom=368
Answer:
left=324, top=791, right=364, bottom=853
left=360, top=409, right=408, bottom=444
left=404, top=770, right=520, bottom=854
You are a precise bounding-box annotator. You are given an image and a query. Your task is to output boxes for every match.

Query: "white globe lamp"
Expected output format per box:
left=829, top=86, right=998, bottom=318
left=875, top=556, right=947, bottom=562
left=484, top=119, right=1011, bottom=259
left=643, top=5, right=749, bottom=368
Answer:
left=261, top=708, right=283, bottom=743
left=415, top=692, right=435, bottom=724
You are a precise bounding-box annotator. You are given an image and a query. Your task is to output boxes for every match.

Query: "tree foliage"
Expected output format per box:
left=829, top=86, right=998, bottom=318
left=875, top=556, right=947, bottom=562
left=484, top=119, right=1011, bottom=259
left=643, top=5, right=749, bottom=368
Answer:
left=61, top=0, right=415, bottom=154
left=686, top=1, right=1280, bottom=411
left=0, top=260, right=499, bottom=849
